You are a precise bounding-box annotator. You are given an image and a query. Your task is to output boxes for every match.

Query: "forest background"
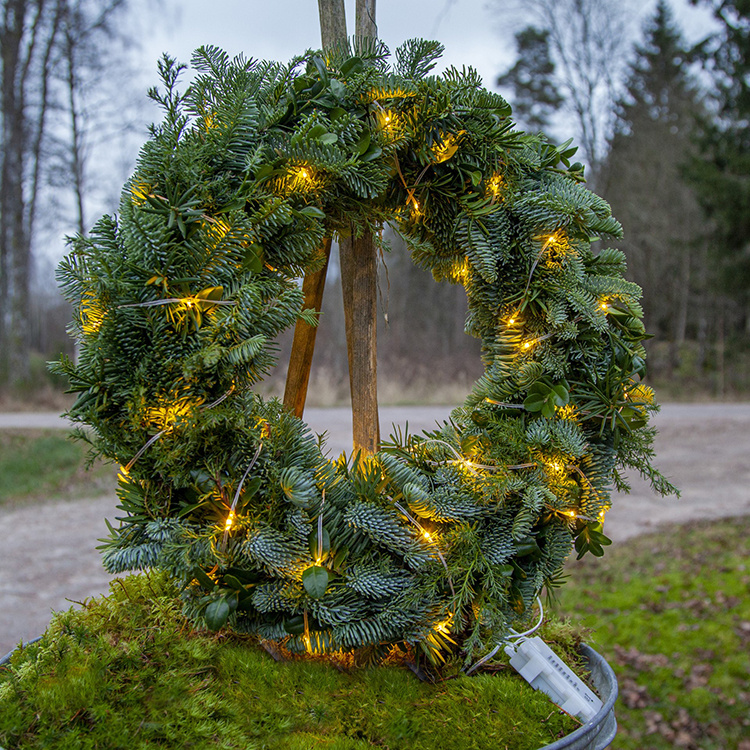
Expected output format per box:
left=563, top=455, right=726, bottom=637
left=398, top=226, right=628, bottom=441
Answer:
left=1, top=0, right=748, bottom=405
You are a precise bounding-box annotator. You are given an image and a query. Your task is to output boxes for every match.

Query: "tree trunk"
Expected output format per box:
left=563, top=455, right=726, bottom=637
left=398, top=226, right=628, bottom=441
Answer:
left=715, top=300, right=726, bottom=398
left=64, top=27, right=86, bottom=237
left=0, top=0, right=31, bottom=387
left=670, top=245, right=691, bottom=372
left=0, top=0, right=62, bottom=388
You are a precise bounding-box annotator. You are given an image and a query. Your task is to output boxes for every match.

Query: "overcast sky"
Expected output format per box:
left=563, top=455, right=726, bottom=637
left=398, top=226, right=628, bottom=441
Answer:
left=35, top=1, right=720, bottom=268
left=138, top=0, right=717, bottom=93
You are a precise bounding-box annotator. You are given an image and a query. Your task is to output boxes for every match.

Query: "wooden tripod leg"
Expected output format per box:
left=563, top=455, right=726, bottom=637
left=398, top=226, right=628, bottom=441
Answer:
left=340, top=230, right=380, bottom=455
left=283, top=238, right=332, bottom=418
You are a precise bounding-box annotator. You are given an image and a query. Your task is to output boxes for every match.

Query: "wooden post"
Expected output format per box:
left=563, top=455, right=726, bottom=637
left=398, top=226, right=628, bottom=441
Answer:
left=340, top=0, right=380, bottom=455
left=282, top=2, right=347, bottom=419
left=355, top=0, right=377, bottom=38
left=283, top=239, right=332, bottom=417
left=309, top=0, right=381, bottom=455
left=317, top=0, right=347, bottom=48
left=340, top=232, right=380, bottom=454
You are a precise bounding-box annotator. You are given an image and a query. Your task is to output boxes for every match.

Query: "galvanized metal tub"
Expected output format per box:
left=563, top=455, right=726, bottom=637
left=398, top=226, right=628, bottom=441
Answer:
left=540, top=644, right=618, bottom=750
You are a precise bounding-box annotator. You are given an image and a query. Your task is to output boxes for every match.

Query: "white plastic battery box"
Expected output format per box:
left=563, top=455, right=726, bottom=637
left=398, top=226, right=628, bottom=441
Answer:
left=504, top=636, right=603, bottom=722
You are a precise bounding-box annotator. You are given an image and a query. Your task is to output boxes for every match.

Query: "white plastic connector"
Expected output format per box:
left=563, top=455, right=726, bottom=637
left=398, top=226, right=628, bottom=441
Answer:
left=504, top=636, right=602, bottom=722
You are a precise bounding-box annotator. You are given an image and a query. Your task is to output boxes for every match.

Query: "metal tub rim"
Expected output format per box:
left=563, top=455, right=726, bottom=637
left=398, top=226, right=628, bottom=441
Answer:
left=540, top=643, right=618, bottom=750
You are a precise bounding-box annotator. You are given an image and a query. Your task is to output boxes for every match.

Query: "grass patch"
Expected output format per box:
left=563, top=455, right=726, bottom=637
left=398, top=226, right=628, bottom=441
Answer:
left=0, top=573, right=583, bottom=750
left=0, top=430, right=115, bottom=508
left=557, top=516, right=750, bottom=750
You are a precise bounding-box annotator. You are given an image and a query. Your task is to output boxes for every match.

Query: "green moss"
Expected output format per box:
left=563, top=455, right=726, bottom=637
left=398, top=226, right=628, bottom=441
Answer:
left=0, top=573, right=581, bottom=749
left=558, top=516, right=750, bottom=750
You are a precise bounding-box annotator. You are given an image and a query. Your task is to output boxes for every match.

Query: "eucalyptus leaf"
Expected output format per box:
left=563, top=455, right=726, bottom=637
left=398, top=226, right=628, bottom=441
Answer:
left=298, top=206, right=326, bottom=219
left=204, top=598, right=231, bottom=630
left=222, top=574, right=246, bottom=591
left=524, top=393, right=547, bottom=412
left=308, top=124, right=327, bottom=139
left=283, top=615, right=306, bottom=635
left=356, top=131, right=371, bottom=155
left=340, top=56, right=363, bottom=77
left=193, top=567, right=216, bottom=590
left=302, top=565, right=329, bottom=599
left=360, top=145, right=383, bottom=162
left=329, top=79, right=346, bottom=99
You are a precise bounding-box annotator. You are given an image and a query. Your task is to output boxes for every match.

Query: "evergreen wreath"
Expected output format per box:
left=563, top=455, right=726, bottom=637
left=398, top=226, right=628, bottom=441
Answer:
left=54, top=40, right=675, bottom=665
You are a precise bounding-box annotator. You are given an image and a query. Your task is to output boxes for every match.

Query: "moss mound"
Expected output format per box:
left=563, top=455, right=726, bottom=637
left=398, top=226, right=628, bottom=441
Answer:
left=0, top=573, right=582, bottom=749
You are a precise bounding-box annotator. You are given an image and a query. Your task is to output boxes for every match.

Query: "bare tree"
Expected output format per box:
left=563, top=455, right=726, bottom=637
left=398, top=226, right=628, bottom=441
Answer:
left=1, top=0, right=64, bottom=387
left=56, top=0, right=131, bottom=237
left=492, top=0, right=634, bottom=183
left=1, top=0, right=138, bottom=389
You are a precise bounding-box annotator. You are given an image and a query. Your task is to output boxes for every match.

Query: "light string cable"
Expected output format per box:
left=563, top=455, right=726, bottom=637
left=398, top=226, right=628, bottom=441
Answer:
left=393, top=500, right=456, bottom=599
left=566, top=463, right=606, bottom=523
left=505, top=233, right=566, bottom=329
left=464, top=596, right=545, bottom=675
left=221, top=440, right=264, bottom=551
left=519, top=234, right=560, bottom=307
left=123, top=384, right=236, bottom=474
left=118, top=298, right=237, bottom=309
left=313, top=489, right=326, bottom=563
left=416, top=437, right=536, bottom=473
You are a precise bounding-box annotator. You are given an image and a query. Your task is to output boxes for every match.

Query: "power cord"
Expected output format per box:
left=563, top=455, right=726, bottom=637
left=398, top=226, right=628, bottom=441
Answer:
left=464, top=596, right=545, bottom=675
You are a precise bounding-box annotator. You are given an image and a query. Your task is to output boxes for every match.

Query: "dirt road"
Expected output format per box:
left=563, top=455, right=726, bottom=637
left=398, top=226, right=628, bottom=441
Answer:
left=2, top=403, right=749, bottom=656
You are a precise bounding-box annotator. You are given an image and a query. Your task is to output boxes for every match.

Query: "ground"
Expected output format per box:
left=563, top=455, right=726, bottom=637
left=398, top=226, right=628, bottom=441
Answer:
left=1, top=403, right=749, bottom=657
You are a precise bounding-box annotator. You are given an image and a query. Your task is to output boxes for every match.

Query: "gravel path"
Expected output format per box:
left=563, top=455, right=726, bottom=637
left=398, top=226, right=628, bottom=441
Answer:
left=2, top=403, right=749, bottom=655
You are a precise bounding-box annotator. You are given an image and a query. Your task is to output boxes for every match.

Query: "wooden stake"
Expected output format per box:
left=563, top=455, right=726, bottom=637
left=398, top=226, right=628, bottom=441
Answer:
left=315, top=0, right=381, bottom=455
left=340, top=233, right=380, bottom=454
left=283, top=239, right=332, bottom=418
left=317, top=0, right=347, bottom=49
left=355, top=0, right=377, bottom=38
left=335, top=0, right=381, bottom=456
left=284, top=5, right=344, bottom=419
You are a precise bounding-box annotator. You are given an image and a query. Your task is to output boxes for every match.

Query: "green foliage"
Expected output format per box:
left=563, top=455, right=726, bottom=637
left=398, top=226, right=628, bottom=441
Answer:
left=523, top=378, right=569, bottom=418
left=0, top=572, right=584, bottom=750
left=691, top=1, right=750, bottom=302
left=497, top=26, right=564, bottom=132
left=52, top=40, right=672, bottom=664
left=559, top=517, right=750, bottom=749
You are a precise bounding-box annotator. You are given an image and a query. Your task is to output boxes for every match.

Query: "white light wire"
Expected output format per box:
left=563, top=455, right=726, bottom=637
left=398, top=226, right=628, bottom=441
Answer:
left=220, top=441, right=263, bottom=551
left=123, top=386, right=235, bottom=474
left=465, top=596, right=545, bottom=675
left=393, top=500, right=456, bottom=599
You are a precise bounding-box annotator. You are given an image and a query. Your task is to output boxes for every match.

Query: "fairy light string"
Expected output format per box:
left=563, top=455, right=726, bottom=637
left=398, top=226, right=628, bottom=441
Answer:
left=221, top=441, right=264, bottom=551
left=123, top=385, right=236, bottom=475
left=118, top=298, right=237, bottom=309
left=406, top=439, right=605, bottom=527
left=465, top=597, right=545, bottom=675
left=61, top=46, right=674, bottom=667
left=315, top=489, right=326, bottom=563
left=393, top=500, right=455, bottom=599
